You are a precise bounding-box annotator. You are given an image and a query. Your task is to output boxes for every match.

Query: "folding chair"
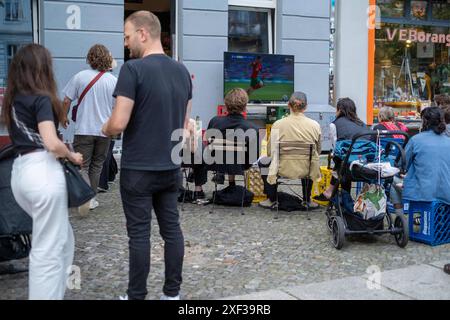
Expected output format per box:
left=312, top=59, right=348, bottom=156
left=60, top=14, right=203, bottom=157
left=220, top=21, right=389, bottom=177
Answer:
left=207, top=138, right=249, bottom=215
left=274, top=142, right=315, bottom=220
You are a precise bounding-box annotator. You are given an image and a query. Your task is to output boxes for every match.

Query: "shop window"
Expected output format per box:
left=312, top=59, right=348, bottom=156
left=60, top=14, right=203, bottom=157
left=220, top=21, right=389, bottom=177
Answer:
left=432, top=0, right=450, bottom=20
left=228, top=7, right=272, bottom=53
left=4, top=0, right=24, bottom=21
left=378, top=0, right=405, bottom=18
left=410, top=1, right=428, bottom=20
left=374, top=23, right=450, bottom=109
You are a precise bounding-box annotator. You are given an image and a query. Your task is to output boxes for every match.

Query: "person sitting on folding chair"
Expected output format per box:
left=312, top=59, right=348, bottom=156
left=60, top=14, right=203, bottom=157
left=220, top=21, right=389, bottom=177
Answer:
left=191, top=88, right=258, bottom=201
left=258, top=91, right=322, bottom=210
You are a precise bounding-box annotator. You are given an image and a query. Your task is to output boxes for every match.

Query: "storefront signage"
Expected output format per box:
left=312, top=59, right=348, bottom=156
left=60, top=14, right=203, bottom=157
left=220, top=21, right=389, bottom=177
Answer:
left=386, top=28, right=450, bottom=47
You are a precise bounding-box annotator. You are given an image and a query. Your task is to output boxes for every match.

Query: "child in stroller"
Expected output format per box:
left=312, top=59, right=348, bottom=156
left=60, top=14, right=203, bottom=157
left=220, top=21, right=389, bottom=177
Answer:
left=325, top=131, right=409, bottom=250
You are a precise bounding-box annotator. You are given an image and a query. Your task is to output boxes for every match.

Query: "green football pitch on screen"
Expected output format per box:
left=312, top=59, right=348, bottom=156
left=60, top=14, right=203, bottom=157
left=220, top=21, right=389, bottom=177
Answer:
left=224, top=82, right=293, bottom=102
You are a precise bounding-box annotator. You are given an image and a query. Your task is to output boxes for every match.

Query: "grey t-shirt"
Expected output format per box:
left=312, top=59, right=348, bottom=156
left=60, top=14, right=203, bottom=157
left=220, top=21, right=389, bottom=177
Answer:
left=113, top=54, right=192, bottom=171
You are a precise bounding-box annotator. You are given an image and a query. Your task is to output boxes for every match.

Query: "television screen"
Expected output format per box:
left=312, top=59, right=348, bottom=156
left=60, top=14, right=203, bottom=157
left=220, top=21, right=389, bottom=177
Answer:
left=224, top=52, right=295, bottom=102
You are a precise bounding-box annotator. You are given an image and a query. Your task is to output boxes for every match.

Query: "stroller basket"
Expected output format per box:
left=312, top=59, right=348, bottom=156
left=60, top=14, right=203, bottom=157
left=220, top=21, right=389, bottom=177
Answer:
left=333, top=190, right=384, bottom=231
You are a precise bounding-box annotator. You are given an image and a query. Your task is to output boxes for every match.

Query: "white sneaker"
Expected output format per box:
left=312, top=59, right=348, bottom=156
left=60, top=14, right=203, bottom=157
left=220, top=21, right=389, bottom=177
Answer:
left=160, top=294, right=180, bottom=300
left=78, top=201, right=90, bottom=217
left=258, top=199, right=276, bottom=209
left=119, top=294, right=128, bottom=300
left=89, top=199, right=99, bottom=210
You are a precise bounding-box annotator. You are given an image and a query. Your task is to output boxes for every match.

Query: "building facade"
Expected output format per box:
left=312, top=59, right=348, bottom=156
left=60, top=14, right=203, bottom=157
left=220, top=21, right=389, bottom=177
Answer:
left=0, top=0, right=333, bottom=145
left=335, top=0, right=450, bottom=124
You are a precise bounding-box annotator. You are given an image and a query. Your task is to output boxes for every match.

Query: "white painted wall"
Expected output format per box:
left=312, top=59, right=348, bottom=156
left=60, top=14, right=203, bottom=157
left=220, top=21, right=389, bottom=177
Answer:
left=334, top=0, right=369, bottom=122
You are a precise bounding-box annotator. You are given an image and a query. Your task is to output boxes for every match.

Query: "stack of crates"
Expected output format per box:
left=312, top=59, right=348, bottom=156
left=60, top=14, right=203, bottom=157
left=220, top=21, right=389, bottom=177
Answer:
left=311, top=166, right=333, bottom=206
left=404, top=201, right=450, bottom=246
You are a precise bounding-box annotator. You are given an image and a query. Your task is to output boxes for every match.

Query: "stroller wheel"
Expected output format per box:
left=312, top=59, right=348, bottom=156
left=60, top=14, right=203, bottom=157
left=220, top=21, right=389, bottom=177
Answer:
left=394, top=214, right=409, bottom=248
left=325, top=207, right=335, bottom=233
left=327, top=216, right=333, bottom=233
left=331, top=216, right=346, bottom=250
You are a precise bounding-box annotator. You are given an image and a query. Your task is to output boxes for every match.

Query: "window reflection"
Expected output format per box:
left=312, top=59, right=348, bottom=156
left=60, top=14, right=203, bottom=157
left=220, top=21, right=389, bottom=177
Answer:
left=228, top=9, right=270, bottom=53
left=378, top=0, right=405, bottom=18
left=432, top=0, right=450, bottom=20
left=410, top=1, right=428, bottom=20
left=0, top=0, right=33, bottom=90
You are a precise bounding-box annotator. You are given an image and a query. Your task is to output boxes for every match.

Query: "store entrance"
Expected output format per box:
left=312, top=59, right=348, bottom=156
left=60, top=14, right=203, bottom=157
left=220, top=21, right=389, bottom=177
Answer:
left=124, top=0, right=176, bottom=61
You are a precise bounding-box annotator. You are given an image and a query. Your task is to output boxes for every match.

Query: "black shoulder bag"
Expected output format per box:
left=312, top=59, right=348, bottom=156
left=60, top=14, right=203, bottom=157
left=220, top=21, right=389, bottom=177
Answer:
left=59, top=159, right=95, bottom=208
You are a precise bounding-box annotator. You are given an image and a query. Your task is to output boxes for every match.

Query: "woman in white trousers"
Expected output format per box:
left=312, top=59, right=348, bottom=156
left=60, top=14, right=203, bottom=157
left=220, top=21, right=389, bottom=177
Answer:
left=2, top=44, right=83, bottom=299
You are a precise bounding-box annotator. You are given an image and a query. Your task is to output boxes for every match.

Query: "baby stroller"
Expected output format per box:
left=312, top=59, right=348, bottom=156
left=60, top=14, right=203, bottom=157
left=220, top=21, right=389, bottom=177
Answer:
left=0, top=144, right=32, bottom=273
left=325, top=131, right=409, bottom=250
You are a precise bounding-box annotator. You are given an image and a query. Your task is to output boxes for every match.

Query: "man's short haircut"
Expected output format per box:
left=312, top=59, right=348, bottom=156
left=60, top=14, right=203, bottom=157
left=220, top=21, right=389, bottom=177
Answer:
left=224, top=88, right=248, bottom=114
left=289, top=91, right=307, bottom=112
left=125, top=10, right=161, bottom=39
left=378, top=106, right=395, bottom=122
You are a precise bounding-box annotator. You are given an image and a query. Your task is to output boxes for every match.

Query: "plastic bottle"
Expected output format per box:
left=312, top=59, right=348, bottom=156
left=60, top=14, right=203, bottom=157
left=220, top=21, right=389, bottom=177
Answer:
left=195, top=116, right=201, bottom=131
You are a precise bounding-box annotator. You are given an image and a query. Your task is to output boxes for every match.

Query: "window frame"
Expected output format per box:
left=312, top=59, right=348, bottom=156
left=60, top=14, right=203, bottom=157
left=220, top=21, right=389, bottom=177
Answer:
left=4, top=0, right=25, bottom=22
left=379, top=0, right=450, bottom=27
left=228, top=5, right=274, bottom=54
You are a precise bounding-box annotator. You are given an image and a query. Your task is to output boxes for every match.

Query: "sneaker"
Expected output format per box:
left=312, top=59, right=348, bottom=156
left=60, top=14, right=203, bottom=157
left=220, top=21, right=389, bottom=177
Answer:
left=307, top=201, right=320, bottom=209
left=444, top=264, right=450, bottom=275
left=97, top=187, right=108, bottom=193
left=160, top=294, right=180, bottom=300
left=78, top=201, right=90, bottom=217
left=258, top=199, right=276, bottom=209
left=313, top=193, right=330, bottom=202
left=89, top=199, right=99, bottom=210
left=119, top=294, right=128, bottom=300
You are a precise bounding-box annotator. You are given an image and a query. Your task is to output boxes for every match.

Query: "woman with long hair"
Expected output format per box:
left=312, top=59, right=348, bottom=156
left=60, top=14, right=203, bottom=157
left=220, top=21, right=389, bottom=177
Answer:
left=403, top=107, right=450, bottom=205
left=313, top=97, right=372, bottom=201
left=1, top=44, right=83, bottom=299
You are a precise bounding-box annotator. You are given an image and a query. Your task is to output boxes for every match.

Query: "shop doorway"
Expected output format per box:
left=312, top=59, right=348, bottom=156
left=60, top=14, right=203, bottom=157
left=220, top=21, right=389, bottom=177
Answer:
left=124, top=0, right=176, bottom=61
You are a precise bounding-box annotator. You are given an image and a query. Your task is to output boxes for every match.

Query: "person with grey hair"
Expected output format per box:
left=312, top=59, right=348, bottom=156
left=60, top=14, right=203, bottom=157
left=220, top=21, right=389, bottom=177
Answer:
left=258, top=91, right=322, bottom=209
left=373, top=106, right=408, bottom=139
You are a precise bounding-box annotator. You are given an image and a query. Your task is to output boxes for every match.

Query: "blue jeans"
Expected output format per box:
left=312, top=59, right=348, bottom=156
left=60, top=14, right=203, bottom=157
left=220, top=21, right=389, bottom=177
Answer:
left=120, top=169, right=184, bottom=299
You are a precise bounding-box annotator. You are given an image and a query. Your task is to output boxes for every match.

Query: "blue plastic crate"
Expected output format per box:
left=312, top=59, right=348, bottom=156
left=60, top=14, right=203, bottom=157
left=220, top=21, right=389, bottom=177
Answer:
left=404, top=201, right=450, bottom=246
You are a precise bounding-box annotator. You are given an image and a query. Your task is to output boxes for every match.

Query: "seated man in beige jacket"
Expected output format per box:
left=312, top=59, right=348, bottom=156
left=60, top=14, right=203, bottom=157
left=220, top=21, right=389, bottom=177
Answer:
left=259, top=91, right=322, bottom=209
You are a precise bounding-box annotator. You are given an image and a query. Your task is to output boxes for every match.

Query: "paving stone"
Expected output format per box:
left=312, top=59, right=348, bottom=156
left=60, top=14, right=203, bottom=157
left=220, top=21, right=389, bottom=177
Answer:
left=0, top=176, right=449, bottom=300
left=285, top=276, right=410, bottom=300
left=220, top=290, right=297, bottom=300
left=362, top=264, right=450, bottom=300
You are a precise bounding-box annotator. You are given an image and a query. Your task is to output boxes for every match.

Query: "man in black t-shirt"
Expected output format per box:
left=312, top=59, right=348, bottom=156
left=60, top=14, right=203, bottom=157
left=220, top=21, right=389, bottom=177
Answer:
left=102, top=11, right=192, bottom=301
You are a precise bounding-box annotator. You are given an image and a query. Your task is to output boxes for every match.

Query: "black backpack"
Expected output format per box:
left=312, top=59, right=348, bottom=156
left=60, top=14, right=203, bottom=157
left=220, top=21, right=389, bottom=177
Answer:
left=277, top=192, right=307, bottom=212
left=0, top=144, right=32, bottom=262
left=211, top=185, right=254, bottom=207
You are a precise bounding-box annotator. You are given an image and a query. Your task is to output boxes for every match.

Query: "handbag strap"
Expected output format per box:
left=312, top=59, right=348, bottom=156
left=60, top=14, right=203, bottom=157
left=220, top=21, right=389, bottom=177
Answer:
left=76, top=71, right=106, bottom=107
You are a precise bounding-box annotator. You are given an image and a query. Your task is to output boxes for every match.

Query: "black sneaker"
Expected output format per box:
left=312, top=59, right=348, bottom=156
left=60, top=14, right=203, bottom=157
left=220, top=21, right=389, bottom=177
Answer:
left=212, top=173, right=225, bottom=185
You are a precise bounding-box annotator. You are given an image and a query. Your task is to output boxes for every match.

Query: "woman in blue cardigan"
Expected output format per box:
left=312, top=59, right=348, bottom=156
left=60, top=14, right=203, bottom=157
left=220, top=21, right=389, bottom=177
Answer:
left=403, top=107, right=450, bottom=204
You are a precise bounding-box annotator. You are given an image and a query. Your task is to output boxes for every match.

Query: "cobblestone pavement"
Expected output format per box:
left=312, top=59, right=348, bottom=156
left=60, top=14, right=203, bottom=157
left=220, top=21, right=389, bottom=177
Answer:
left=1, top=176, right=449, bottom=300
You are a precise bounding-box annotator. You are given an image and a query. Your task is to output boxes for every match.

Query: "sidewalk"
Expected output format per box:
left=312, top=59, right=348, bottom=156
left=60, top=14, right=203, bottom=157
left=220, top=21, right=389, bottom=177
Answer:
left=222, top=260, right=450, bottom=300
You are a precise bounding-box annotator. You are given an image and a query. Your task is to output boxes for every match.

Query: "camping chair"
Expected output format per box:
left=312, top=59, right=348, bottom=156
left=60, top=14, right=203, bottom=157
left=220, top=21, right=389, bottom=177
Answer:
left=207, top=138, right=249, bottom=215
left=274, top=142, right=315, bottom=220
